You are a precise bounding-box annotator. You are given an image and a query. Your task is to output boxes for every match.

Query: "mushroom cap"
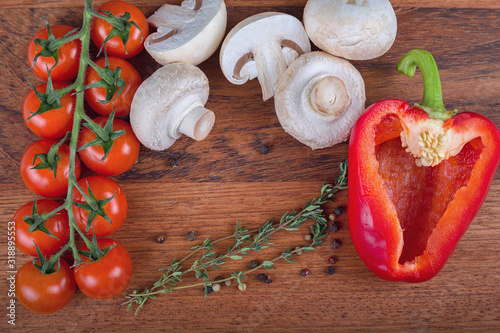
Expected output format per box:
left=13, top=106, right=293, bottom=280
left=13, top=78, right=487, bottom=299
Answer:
left=304, top=0, right=397, bottom=60
left=274, top=51, right=366, bottom=149
left=145, top=0, right=227, bottom=66
left=219, top=12, right=311, bottom=99
left=130, top=63, right=213, bottom=151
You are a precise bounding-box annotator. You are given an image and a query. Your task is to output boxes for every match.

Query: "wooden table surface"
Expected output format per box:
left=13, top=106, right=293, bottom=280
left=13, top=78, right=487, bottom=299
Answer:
left=1, top=0, right=499, bottom=331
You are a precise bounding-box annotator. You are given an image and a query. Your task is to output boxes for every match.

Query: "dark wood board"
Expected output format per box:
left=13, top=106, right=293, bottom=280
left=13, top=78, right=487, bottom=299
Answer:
left=0, top=1, right=499, bottom=331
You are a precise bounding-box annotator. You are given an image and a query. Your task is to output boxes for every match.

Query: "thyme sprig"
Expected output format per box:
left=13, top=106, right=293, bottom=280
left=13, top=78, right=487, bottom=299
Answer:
left=123, top=160, right=348, bottom=315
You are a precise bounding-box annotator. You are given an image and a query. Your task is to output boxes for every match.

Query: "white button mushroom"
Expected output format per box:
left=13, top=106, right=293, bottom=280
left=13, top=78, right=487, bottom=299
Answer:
left=130, top=63, right=215, bottom=151
left=145, top=0, right=227, bottom=66
left=303, top=0, right=397, bottom=60
left=220, top=12, right=311, bottom=101
left=274, top=51, right=366, bottom=150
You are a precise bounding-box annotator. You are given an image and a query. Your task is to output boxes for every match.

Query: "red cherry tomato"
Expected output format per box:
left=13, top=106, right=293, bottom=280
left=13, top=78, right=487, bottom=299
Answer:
left=84, top=56, right=142, bottom=117
left=16, top=259, right=76, bottom=314
left=23, top=82, right=75, bottom=139
left=14, top=199, right=70, bottom=257
left=20, top=139, right=81, bottom=198
left=72, top=176, right=127, bottom=237
left=91, top=1, right=149, bottom=58
left=78, top=117, right=140, bottom=176
left=27, top=25, right=81, bottom=82
left=73, top=238, right=133, bottom=299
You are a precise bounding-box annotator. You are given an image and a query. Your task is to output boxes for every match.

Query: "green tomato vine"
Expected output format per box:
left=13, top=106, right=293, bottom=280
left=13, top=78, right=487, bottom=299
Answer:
left=24, top=0, right=140, bottom=272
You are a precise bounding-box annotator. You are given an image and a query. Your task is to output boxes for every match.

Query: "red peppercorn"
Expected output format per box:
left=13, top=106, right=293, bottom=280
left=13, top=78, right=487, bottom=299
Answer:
left=301, top=269, right=310, bottom=277
left=328, top=256, right=337, bottom=264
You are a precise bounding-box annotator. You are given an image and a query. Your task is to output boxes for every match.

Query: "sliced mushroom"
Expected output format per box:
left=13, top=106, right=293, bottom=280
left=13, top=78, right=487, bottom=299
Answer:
left=145, top=0, right=227, bottom=66
left=220, top=12, right=311, bottom=101
left=274, top=51, right=365, bottom=149
left=303, top=0, right=397, bottom=60
left=130, top=63, right=215, bottom=151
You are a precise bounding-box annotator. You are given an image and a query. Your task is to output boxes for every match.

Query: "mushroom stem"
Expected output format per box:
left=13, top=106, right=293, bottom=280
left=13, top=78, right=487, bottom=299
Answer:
left=254, top=42, right=288, bottom=101
left=178, top=106, right=215, bottom=141
left=308, top=76, right=351, bottom=120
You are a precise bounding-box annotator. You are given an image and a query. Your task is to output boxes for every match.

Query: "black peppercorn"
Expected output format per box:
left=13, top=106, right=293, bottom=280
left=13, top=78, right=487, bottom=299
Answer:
left=249, top=260, right=259, bottom=269
left=330, top=222, right=339, bottom=233
left=214, top=276, right=223, bottom=282
left=187, top=231, right=195, bottom=241
left=170, top=157, right=180, bottom=167
left=259, top=145, right=270, bottom=155
left=265, top=277, right=273, bottom=284
left=334, top=206, right=344, bottom=216
left=327, top=266, right=336, bottom=275
left=258, top=273, right=267, bottom=282
left=205, top=286, right=213, bottom=294
left=331, top=239, right=341, bottom=249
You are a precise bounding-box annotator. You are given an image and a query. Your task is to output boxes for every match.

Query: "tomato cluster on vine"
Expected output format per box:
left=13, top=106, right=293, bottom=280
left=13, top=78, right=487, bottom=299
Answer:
left=14, top=0, right=148, bottom=314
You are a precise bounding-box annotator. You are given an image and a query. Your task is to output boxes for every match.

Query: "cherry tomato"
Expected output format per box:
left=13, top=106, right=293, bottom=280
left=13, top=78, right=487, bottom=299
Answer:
left=73, top=238, right=133, bottom=299
left=23, top=82, right=75, bottom=139
left=84, top=56, right=142, bottom=117
left=27, top=25, right=81, bottom=82
left=16, top=259, right=76, bottom=314
left=72, top=176, right=127, bottom=237
left=91, top=1, right=149, bottom=58
left=14, top=199, right=70, bottom=257
left=78, top=117, right=140, bottom=176
left=20, top=139, right=81, bottom=198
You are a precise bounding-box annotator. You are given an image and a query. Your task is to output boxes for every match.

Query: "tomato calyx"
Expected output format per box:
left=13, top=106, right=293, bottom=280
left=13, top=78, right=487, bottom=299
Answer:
left=78, top=110, right=125, bottom=161
left=32, top=241, right=67, bottom=275
left=22, top=196, right=60, bottom=238
left=84, top=53, right=126, bottom=104
left=31, top=18, right=80, bottom=71
left=72, top=181, right=116, bottom=233
left=78, top=233, right=116, bottom=263
left=26, top=70, right=67, bottom=119
left=92, top=9, right=144, bottom=56
left=31, top=132, right=70, bottom=180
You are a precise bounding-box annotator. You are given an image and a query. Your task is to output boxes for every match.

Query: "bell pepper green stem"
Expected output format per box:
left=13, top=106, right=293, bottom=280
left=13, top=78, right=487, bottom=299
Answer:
left=396, top=49, right=456, bottom=121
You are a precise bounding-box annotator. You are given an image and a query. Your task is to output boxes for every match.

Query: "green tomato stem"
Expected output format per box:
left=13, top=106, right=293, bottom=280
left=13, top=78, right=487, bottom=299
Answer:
left=396, top=49, right=456, bottom=121
left=48, top=29, right=84, bottom=52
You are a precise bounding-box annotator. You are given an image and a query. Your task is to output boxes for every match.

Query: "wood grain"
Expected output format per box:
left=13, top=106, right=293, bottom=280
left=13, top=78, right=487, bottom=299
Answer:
left=1, top=0, right=499, bottom=332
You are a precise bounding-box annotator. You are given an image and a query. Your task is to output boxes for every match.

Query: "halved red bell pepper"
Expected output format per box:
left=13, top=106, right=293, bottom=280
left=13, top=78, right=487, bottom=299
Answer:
left=348, top=49, right=500, bottom=282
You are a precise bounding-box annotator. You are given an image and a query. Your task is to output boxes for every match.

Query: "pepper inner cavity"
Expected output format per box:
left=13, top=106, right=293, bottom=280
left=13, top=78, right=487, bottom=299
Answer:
left=374, top=114, right=481, bottom=264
